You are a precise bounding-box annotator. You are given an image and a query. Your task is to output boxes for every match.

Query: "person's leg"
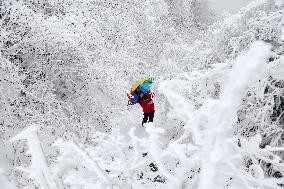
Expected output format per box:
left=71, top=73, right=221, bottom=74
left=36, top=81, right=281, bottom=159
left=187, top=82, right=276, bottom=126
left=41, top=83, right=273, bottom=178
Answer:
left=149, top=110, right=155, bottom=122
left=142, top=112, right=150, bottom=125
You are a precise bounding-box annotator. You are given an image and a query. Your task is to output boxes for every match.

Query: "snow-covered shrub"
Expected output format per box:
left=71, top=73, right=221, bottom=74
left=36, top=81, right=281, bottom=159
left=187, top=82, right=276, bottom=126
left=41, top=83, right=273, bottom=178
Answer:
left=10, top=125, right=62, bottom=189
left=208, top=0, right=282, bottom=61
left=9, top=41, right=282, bottom=189
left=0, top=168, right=16, bottom=189
left=10, top=123, right=171, bottom=188
left=162, top=0, right=283, bottom=71
left=165, top=0, right=216, bottom=42
left=159, top=41, right=284, bottom=188
left=1, top=0, right=284, bottom=188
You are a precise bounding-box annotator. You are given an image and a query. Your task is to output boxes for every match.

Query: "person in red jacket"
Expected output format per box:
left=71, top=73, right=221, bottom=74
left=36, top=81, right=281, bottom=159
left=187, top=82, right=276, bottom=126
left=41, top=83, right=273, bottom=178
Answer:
left=139, top=91, right=155, bottom=126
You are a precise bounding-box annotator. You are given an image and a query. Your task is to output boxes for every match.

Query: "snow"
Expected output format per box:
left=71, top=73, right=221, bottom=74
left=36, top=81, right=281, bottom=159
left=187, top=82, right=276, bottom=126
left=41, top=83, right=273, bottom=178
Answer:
left=208, top=0, right=253, bottom=14
left=275, top=0, right=284, bottom=6
left=0, top=168, right=16, bottom=189
left=1, top=0, right=284, bottom=188
left=10, top=125, right=62, bottom=189
left=196, top=41, right=272, bottom=189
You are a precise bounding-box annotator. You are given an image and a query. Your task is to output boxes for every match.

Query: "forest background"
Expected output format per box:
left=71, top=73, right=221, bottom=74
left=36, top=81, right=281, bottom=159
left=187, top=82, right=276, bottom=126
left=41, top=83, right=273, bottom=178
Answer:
left=0, top=0, right=284, bottom=188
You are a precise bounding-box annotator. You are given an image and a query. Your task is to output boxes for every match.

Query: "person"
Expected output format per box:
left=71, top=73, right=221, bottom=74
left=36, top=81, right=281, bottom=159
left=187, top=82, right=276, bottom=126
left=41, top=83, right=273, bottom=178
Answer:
left=138, top=91, right=155, bottom=126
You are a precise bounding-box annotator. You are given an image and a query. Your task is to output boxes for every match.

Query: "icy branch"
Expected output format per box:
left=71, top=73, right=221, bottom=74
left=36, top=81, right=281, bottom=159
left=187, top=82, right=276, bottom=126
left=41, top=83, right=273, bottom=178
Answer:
left=10, top=125, right=62, bottom=189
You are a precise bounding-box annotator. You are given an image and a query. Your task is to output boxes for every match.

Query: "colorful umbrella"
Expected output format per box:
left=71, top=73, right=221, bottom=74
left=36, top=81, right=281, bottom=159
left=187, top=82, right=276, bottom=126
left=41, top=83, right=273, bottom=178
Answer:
left=131, top=77, right=153, bottom=94
left=127, top=77, right=153, bottom=105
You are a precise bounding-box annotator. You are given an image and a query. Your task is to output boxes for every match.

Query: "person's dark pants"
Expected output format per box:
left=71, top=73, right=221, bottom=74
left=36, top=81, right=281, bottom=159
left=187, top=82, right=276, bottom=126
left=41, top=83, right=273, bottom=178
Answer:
left=142, top=110, right=155, bottom=125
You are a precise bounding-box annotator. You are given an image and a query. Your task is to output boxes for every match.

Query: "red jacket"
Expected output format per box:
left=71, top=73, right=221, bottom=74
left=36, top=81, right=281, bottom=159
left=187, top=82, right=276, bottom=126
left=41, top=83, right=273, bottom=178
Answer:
left=139, top=92, right=155, bottom=113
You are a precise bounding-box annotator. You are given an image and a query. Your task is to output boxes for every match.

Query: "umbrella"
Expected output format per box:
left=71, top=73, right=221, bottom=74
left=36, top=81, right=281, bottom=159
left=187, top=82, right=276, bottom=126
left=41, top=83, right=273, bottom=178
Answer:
left=127, top=77, right=153, bottom=105
left=131, top=77, right=153, bottom=94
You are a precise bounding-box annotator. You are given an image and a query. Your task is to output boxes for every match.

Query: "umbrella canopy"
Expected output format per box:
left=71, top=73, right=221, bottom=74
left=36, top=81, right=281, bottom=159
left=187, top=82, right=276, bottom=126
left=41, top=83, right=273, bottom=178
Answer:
left=128, top=77, right=153, bottom=105
left=131, top=77, right=152, bottom=92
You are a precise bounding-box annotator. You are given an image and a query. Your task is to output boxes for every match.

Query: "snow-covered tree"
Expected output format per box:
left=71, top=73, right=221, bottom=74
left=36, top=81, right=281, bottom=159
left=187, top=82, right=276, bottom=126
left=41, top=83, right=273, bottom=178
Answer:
left=0, top=0, right=284, bottom=188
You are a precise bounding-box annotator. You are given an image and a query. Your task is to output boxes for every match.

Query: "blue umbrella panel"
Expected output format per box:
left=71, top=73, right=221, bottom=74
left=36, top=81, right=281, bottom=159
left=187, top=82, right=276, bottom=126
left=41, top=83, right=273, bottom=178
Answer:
left=138, top=82, right=152, bottom=94
left=128, top=92, right=139, bottom=105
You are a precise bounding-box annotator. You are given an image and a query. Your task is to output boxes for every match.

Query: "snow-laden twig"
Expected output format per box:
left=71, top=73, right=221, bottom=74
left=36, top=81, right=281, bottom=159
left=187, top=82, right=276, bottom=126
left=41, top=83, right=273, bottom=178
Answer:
left=0, top=168, right=16, bottom=189
left=160, top=41, right=284, bottom=189
left=197, top=41, right=273, bottom=189
left=10, top=124, right=62, bottom=189
left=53, top=139, right=111, bottom=186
